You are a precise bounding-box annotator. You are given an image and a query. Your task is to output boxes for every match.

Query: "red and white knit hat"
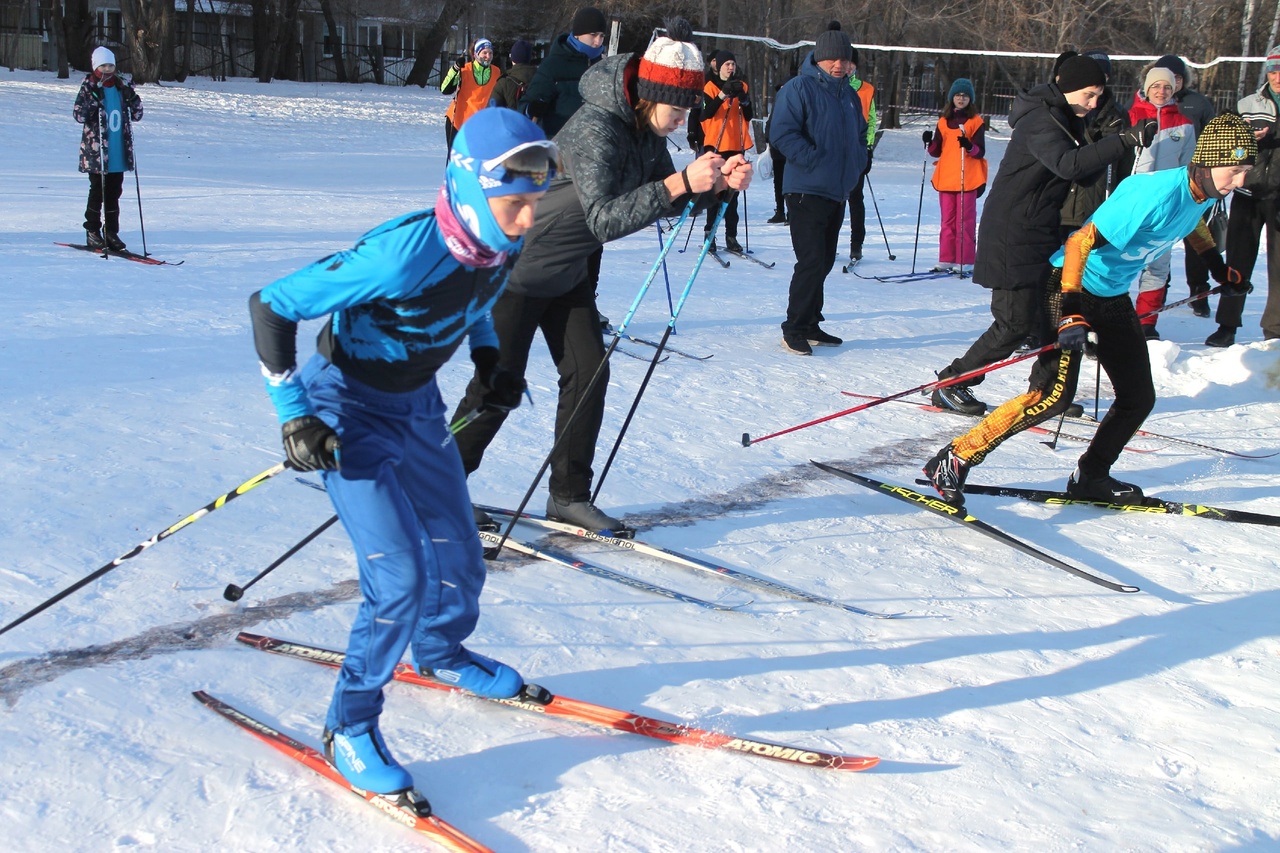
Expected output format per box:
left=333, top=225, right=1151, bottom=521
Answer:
left=636, top=17, right=704, bottom=109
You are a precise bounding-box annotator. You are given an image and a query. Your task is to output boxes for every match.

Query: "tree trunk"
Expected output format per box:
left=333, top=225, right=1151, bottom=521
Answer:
left=175, top=0, right=195, bottom=81
left=318, top=0, right=347, bottom=83
left=119, top=0, right=172, bottom=83
left=405, top=0, right=470, bottom=88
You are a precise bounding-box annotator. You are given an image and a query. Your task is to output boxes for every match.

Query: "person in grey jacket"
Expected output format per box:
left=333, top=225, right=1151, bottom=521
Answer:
left=452, top=18, right=751, bottom=534
left=769, top=27, right=867, bottom=355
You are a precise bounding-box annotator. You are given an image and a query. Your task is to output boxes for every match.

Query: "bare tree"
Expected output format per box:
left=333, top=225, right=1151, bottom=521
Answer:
left=119, top=0, right=173, bottom=83
left=405, top=0, right=471, bottom=87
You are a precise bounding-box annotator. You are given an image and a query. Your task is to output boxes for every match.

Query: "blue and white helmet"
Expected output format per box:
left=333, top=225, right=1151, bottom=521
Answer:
left=446, top=109, right=558, bottom=253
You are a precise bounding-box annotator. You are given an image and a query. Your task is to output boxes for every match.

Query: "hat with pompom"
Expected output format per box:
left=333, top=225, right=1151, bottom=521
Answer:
left=637, top=17, right=704, bottom=109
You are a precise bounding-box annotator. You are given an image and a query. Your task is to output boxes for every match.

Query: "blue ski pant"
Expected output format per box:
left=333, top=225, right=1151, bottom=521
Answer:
left=301, top=355, right=486, bottom=734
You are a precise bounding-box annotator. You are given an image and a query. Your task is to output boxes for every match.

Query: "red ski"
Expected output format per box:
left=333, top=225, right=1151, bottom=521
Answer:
left=193, top=690, right=492, bottom=851
left=237, top=632, right=880, bottom=773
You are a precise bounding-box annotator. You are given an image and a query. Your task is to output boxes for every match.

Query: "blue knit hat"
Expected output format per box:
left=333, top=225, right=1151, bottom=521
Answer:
left=947, top=78, right=976, bottom=102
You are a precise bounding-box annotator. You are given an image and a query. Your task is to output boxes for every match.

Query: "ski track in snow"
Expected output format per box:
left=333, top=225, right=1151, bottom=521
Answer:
left=2, top=70, right=1280, bottom=852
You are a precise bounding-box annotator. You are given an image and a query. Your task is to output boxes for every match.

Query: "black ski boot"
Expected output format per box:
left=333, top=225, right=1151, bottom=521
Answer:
left=923, top=445, right=971, bottom=508
left=86, top=229, right=106, bottom=250
left=104, top=231, right=127, bottom=252
left=725, top=235, right=743, bottom=254
left=1065, top=466, right=1145, bottom=502
left=931, top=383, right=987, bottom=415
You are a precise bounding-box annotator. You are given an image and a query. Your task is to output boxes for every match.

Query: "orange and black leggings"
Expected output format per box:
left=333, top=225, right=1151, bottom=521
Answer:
left=952, top=269, right=1155, bottom=477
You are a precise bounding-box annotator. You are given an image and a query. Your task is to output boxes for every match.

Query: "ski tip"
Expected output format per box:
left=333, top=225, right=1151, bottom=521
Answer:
left=741, top=432, right=752, bottom=447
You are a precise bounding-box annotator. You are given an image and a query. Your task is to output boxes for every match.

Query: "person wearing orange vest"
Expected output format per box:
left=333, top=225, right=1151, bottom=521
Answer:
left=441, top=38, right=502, bottom=152
left=691, top=50, right=753, bottom=253
left=846, top=40, right=877, bottom=261
left=922, top=78, right=987, bottom=272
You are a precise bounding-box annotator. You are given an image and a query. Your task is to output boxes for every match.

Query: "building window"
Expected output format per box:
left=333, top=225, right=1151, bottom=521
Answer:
left=322, top=24, right=344, bottom=58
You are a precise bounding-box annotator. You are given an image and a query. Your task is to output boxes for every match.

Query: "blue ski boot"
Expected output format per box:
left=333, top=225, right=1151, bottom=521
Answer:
left=323, top=724, right=414, bottom=795
left=421, top=648, right=523, bottom=699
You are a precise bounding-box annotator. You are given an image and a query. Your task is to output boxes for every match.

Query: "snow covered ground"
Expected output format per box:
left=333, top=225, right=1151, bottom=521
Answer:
left=1, top=70, right=1278, bottom=852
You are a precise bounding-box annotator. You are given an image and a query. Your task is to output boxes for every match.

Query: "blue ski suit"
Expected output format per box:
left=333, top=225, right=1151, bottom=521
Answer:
left=250, top=208, right=517, bottom=734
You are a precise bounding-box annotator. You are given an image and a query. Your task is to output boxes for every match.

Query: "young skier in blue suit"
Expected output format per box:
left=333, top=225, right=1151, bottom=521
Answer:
left=249, top=108, right=556, bottom=800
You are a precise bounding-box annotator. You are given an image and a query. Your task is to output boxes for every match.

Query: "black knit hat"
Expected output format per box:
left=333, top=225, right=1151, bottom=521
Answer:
left=1082, top=49, right=1111, bottom=79
left=711, top=49, right=736, bottom=67
left=636, top=17, right=704, bottom=109
left=571, top=7, right=607, bottom=37
left=1192, top=113, right=1258, bottom=167
left=1154, top=54, right=1188, bottom=80
left=814, top=29, right=852, bottom=63
left=1055, top=55, right=1107, bottom=93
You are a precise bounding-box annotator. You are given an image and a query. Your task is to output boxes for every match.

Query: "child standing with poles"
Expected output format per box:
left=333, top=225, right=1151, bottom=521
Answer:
left=922, top=78, right=986, bottom=275
left=74, top=47, right=143, bottom=253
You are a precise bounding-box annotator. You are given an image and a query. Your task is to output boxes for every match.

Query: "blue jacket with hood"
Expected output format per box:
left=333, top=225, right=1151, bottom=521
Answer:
left=768, top=52, right=867, bottom=202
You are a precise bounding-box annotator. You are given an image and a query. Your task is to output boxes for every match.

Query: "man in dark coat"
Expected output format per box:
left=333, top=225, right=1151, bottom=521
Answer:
left=930, top=55, right=1153, bottom=415
left=769, top=27, right=867, bottom=355
left=519, top=7, right=607, bottom=139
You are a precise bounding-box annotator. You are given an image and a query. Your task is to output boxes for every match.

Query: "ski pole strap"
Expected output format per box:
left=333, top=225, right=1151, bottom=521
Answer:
left=681, top=168, right=693, bottom=195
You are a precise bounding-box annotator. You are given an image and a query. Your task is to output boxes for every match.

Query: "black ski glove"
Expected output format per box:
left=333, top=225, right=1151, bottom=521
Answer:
left=958, top=135, right=972, bottom=151
left=1121, top=119, right=1157, bottom=149
left=922, top=130, right=933, bottom=145
left=282, top=415, right=340, bottom=471
left=1056, top=293, right=1092, bottom=352
left=117, top=81, right=136, bottom=103
left=1201, top=250, right=1253, bottom=295
left=864, top=145, right=874, bottom=173
left=472, top=346, right=526, bottom=412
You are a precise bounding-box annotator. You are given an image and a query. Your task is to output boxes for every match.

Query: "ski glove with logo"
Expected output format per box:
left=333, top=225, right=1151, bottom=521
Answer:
left=1202, top=250, right=1254, bottom=295
left=282, top=415, right=340, bottom=471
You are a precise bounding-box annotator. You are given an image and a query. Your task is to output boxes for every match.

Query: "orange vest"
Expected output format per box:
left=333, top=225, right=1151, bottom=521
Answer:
left=699, top=80, right=752, bottom=153
left=446, top=63, right=502, bottom=130
left=931, top=115, right=988, bottom=192
left=854, top=81, right=875, bottom=122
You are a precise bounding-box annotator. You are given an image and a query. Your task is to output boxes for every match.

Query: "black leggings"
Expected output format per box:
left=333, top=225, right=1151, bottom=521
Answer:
left=451, top=270, right=609, bottom=502
left=84, top=172, right=125, bottom=233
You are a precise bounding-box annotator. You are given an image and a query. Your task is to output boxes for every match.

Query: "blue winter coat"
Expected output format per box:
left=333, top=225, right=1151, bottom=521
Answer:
left=768, top=52, right=867, bottom=202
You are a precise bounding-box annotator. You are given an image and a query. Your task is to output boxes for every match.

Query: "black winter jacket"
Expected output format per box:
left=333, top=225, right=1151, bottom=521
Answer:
left=519, top=33, right=597, bottom=139
left=973, top=83, right=1128, bottom=290
left=1059, top=87, right=1133, bottom=230
left=505, top=54, right=711, bottom=298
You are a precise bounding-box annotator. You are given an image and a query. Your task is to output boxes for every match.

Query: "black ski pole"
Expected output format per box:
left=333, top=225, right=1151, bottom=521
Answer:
left=1040, top=409, right=1069, bottom=450
left=222, top=410, right=484, bottom=601
left=224, top=515, right=339, bottom=601
left=911, top=155, right=927, bottom=274
left=489, top=202, right=696, bottom=558
left=0, top=461, right=291, bottom=637
left=133, top=138, right=148, bottom=258
left=592, top=195, right=733, bottom=503
left=864, top=175, right=895, bottom=260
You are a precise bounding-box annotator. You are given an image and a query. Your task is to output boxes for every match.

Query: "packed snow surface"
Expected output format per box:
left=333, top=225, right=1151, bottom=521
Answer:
left=2, top=71, right=1278, bottom=852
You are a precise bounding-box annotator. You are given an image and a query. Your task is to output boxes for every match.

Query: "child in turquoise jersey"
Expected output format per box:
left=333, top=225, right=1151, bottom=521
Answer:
left=925, top=114, right=1256, bottom=508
